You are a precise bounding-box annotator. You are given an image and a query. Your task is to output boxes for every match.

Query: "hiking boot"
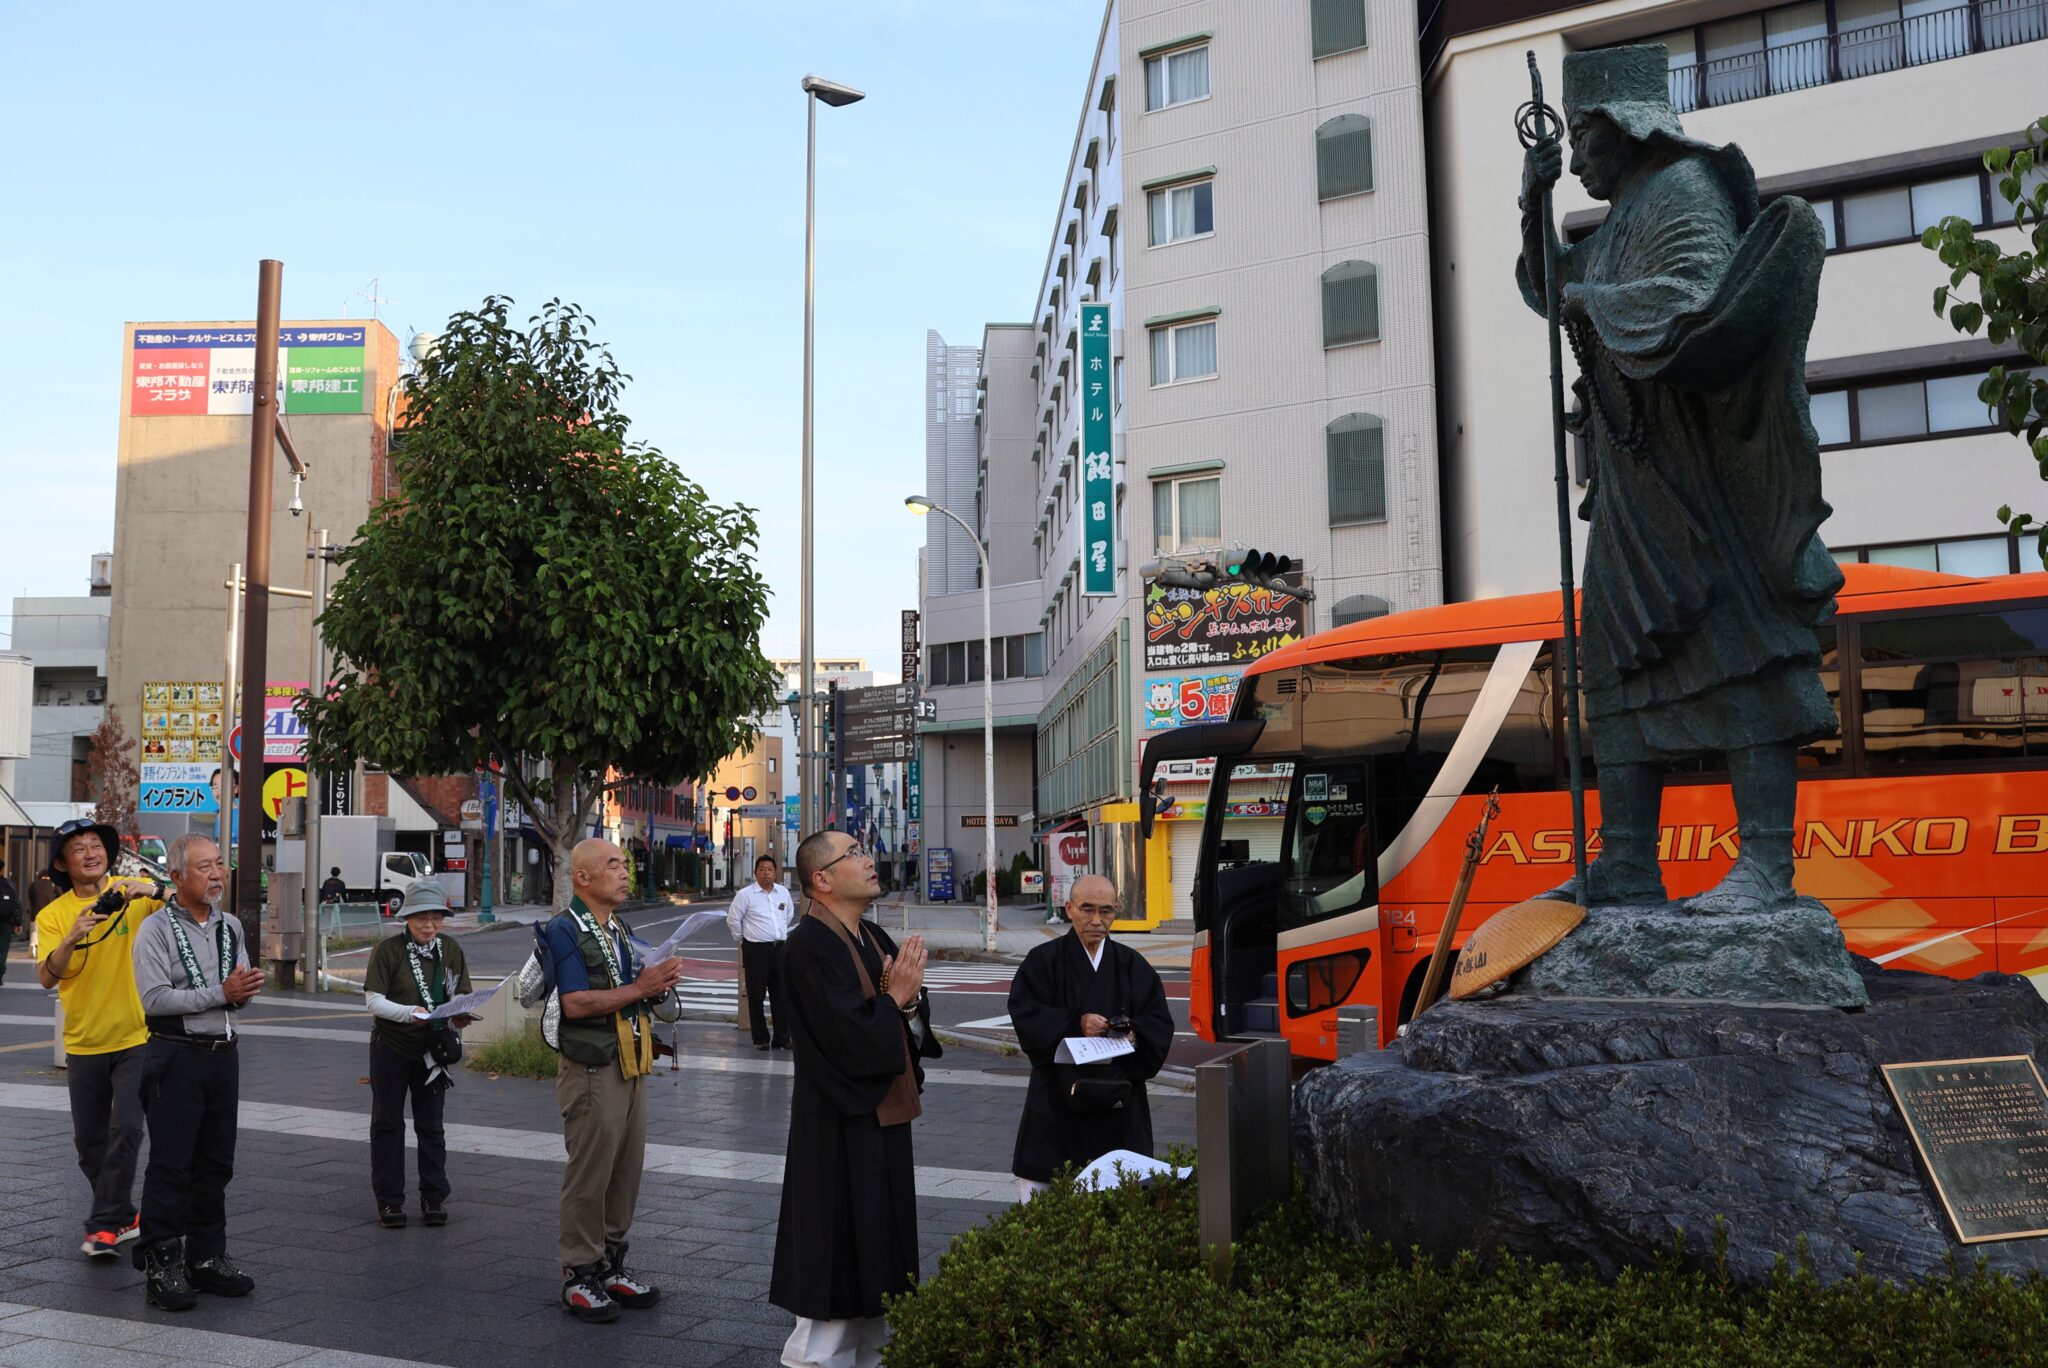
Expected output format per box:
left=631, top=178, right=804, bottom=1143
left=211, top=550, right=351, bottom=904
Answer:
left=600, top=1240, right=661, bottom=1309
left=377, top=1204, right=407, bottom=1229
left=561, top=1263, right=620, bottom=1322
left=144, top=1242, right=197, bottom=1312
left=186, top=1253, right=255, bottom=1297
left=81, top=1228, right=120, bottom=1260
left=422, top=1201, right=448, bottom=1227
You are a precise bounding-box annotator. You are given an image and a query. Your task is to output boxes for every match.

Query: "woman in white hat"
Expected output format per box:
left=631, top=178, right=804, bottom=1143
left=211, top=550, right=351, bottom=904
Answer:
left=361, top=880, right=473, bottom=1228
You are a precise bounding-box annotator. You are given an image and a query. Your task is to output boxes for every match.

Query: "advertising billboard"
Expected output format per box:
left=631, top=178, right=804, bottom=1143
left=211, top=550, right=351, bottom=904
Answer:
left=130, top=326, right=368, bottom=417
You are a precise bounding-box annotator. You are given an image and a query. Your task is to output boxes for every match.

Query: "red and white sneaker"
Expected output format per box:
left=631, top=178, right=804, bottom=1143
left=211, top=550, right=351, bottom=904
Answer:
left=116, top=1215, right=141, bottom=1245
left=561, top=1264, right=620, bottom=1323
left=80, top=1229, right=119, bottom=1259
left=600, top=1241, right=661, bottom=1309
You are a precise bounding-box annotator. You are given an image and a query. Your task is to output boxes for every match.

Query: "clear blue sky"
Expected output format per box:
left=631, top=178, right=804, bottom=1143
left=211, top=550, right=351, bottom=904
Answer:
left=0, top=0, right=1102, bottom=679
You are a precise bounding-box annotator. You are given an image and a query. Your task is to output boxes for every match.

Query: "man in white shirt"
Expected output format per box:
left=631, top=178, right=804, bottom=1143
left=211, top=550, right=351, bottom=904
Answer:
left=728, top=855, right=796, bottom=1050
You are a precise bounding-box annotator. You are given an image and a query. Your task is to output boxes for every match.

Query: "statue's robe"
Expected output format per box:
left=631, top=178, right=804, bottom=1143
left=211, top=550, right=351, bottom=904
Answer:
left=1007, top=933, right=1176, bottom=1183
left=769, top=915, right=940, bottom=1322
left=1520, top=151, right=1842, bottom=762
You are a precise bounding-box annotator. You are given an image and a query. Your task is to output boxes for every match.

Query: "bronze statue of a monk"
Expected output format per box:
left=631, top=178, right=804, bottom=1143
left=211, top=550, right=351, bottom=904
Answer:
left=1518, top=45, right=1841, bottom=913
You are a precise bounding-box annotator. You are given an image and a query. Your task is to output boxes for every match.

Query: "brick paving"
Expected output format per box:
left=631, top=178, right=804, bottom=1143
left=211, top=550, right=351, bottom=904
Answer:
left=0, top=974, right=1196, bottom=1367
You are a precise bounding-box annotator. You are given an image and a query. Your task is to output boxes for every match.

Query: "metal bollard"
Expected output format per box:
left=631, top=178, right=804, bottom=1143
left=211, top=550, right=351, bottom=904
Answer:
left=1195, top=1038, right=1292, bottom=1280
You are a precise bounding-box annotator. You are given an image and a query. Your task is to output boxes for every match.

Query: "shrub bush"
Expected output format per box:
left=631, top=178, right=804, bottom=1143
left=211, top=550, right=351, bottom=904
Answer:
left=883, top=1168, right=2048, bottom=1366
left=464, top=1023, right=558, bottom=1081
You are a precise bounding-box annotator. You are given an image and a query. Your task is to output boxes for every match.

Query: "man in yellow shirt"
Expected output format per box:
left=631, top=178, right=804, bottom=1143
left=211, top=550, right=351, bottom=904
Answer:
left=35, top=817, right=165, bottom=1260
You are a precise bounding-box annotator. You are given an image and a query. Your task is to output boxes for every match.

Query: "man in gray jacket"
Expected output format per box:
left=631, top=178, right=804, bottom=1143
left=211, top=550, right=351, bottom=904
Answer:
left=130, top=833, right=265, bottom=1311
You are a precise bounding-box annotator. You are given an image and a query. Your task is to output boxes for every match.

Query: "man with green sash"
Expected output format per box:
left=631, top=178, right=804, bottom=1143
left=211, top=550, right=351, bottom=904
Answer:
left=540, top=838, right=685, bottom=1323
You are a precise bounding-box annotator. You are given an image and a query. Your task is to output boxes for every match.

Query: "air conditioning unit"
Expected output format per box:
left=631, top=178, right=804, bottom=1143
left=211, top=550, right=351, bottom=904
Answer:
left=85, top=688, right=104, bottom=703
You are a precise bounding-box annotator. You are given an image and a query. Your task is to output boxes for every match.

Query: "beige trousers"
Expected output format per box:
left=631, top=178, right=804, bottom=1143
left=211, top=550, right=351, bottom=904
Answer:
left=556, top=1056, right=646, bottom=1268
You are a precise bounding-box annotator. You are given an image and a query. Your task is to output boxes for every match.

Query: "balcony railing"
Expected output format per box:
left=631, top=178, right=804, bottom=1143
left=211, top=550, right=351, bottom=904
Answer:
left=1668, top=0, right=2048, bottom=112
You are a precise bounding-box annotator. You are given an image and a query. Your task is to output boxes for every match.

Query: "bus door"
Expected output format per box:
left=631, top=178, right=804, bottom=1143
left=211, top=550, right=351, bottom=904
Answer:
left=1196, top=759, right=1294, bottom=1041
left=1275, top=759, right=1380, bottom=1058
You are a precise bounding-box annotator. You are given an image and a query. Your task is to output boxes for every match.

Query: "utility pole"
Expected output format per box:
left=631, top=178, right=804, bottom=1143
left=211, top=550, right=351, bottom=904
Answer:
left=304, top=529, right=331, bottom=990
left=236, top=259, right=283, bottom=958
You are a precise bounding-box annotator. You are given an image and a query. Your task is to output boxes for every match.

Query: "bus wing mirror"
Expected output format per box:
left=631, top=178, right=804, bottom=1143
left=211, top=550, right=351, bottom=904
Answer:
left=1137, top=719, right=1266, bottom=837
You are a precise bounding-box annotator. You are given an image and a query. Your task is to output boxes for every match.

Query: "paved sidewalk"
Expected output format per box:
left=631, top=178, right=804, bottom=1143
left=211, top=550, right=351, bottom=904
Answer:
left=0, top=976, right=1195, bottom=1367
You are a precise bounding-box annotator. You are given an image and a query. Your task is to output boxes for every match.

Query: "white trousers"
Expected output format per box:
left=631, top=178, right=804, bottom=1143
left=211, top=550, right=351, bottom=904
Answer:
left=1017, top=1177, right=1050, bottom=1203
left=783, top=1315, right=889, bottom=1368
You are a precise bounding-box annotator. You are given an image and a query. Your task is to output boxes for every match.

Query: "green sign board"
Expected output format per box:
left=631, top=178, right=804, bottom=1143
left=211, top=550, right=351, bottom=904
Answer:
left=906, top=756, right=922, bottom=821
left=1080, top=302, right=1116, bottom=596
left=285, top=346, right=367, bottom=414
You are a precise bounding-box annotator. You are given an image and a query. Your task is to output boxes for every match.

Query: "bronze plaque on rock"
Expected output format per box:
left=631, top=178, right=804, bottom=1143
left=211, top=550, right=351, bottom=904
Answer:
left=1882, top=1055, right=2048, bottom=1244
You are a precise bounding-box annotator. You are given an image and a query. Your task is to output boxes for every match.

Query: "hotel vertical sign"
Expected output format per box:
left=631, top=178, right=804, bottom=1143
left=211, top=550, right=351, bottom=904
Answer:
left=1080, top=302, right=1116, bottom=596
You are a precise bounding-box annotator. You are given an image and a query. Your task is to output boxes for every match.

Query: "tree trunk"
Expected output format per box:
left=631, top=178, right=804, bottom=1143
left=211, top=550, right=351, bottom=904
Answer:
left=549, top=767, right=581, bottom=913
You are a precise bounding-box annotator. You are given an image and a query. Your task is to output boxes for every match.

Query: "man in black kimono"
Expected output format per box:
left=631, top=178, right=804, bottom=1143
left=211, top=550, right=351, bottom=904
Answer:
left=1008, top=875, right=1174, bottom=1200
left=1519, top=44, right=1840, bottom=913
left=771, top=831, right=939, bottom=1368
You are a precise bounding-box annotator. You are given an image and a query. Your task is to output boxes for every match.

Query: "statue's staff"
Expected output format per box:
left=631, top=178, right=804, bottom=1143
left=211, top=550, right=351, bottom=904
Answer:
left=1516, top=51, right=1588, bottom=891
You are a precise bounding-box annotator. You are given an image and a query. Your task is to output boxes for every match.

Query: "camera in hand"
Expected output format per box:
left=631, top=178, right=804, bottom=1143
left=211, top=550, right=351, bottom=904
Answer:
left=90, top=878, right=169, bottom=916
left=1105, top=1014, right=1134, bottom=1038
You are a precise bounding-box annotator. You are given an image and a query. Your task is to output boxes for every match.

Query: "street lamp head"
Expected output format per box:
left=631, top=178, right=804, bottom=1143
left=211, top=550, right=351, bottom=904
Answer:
left=801, top=74, right=866, bottom=107
left=904, top=495, right=935, bottom=516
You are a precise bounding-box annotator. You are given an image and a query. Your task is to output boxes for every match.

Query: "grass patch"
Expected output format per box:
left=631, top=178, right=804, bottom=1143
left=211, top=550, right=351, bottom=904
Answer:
left=464, top=1024, right=558, bottom=1081
left=883, top=1157, right=2048, bottom=1366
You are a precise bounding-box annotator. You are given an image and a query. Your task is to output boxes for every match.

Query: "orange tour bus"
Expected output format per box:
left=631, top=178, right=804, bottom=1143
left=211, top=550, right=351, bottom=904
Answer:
left=1138, top=563, right=2048, bottom=1061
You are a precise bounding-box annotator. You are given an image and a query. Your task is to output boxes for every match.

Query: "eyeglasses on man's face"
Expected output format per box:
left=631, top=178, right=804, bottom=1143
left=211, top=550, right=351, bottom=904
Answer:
left=1072, top=902, right=1120, bottom=920
left=818, top=843, right=874, bottom=874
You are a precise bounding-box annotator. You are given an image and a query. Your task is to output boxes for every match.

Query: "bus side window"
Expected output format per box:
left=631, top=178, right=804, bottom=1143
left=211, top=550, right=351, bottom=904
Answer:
left=1797, top=625, right=1843, bottom=771
left=1860, top=609, right=2048, bottom=768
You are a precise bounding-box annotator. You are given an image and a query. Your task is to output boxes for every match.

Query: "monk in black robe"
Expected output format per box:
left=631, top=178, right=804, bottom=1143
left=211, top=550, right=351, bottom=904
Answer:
left=770, top=831, right=939, bottom=1368
left=1009, top=875, right=1175, bottom=1199
left=1519, top=44, right=1841, bottom=913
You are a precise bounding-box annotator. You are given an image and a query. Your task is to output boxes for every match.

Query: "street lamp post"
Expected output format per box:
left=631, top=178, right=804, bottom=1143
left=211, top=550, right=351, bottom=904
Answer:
left=799, top=73, right=866, bottom=842
left=906, top=496, right=997, bottom=953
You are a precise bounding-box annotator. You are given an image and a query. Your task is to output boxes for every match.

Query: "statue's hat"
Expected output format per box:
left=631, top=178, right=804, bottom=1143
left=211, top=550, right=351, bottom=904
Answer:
left=1449, top=898, right=1585, bottom=1000
left=1563, top=44, right=1685, bottom=144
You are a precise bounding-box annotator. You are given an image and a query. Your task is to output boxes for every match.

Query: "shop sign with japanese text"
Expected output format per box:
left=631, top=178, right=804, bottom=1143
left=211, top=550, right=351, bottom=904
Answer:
left=1143, top=672, right=1239, bottom=730
left=1143, top=582, right=1307, bottom=671
left=130, top=325, right=368, bottom=417
left=1079, top=303, right=1116, bottom=596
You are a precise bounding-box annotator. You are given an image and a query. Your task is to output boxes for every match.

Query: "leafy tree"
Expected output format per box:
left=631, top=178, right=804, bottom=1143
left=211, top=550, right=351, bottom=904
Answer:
left=303, top=298, right=778, bottom=907
left=1925, top=116, right=2048, bottom=562
left=86, top=707, right=139, bottom=835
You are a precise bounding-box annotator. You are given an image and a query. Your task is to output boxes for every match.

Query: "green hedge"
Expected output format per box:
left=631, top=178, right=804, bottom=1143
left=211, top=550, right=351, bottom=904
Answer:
left=883, top=1163, right=2048, bottom=1366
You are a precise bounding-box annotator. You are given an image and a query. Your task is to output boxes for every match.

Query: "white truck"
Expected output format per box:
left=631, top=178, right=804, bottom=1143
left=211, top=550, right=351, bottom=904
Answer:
left=320, top=815, right=431, bottom=916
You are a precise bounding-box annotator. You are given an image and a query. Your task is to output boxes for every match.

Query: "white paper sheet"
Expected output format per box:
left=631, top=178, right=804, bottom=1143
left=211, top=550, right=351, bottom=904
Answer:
left=1076, top=1149, right=1192, bottom=1192
left=634, top=910, right=731, bottom=965
left=422, top=981, right=506, bottom=1021
left=1054, top=1035, right=1137, bottom=1066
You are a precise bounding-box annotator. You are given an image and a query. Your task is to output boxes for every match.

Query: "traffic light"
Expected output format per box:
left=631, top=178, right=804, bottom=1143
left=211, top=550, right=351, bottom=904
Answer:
left=1139, top=558, right=1221, bottom=591
left=1219, top=548, right=1297, bottom=592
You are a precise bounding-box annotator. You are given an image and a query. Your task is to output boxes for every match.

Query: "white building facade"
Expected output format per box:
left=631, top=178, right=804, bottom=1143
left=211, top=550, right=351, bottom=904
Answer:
left=919, top=0, right=1446, bottom=918
left=1428, top=0, right=2048, bottom=600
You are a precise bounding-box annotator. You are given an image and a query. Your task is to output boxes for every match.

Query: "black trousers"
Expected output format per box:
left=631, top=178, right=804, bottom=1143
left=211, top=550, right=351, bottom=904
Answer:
left=136, top=1039, right=238, bottom=1263
left=742, top=939, right=788, bottom=1046
left=66, top=1044, right=146, bottom=1233
left=369, top=1040, right=448, bottom=1206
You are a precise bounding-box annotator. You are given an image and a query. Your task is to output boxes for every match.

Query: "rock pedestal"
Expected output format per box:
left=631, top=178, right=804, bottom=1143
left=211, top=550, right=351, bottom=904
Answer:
left=1294, top=961, right=2048, bottom=1285
left=1515, top=899, right=1869, bottom=1009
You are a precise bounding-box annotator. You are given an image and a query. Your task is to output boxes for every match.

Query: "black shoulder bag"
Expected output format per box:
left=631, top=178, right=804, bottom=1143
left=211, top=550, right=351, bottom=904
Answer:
left=1052, top=944, right=1132, bottom=1115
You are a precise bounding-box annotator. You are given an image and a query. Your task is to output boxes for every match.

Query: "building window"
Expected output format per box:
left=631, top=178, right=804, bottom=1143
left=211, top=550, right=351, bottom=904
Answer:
left=1113, top=357, right=1125, bottom=412
left=1650, top=6, right=2048, bottom=115
left=1148, top=179, right=1214, bottom=245
left=1835, top=535, right=2021, bottom=576
left=1811, top=369, right=2007, bottom=449
left=1331, top=593, right=1390, bottom=628
left=1152, top=475, right=1222, bottom=554
left=1145, top=43, right=1210, bottom=110
left=1321, top=261, right=1380, bottom=348
left=1149, top=318, right=1218, bottom=385
left=1327, top=414, right=1387, bottom=524
left=1316, top=115, right=1374, bottom=201
left=1311, top=0, right=1369, bottom=56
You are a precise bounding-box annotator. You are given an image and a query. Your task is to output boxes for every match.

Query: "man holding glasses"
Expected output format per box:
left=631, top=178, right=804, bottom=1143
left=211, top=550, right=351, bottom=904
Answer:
left=1006, top=874, right=1175, bottom=1201
left=34, top=817, right=166, bottom=1259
